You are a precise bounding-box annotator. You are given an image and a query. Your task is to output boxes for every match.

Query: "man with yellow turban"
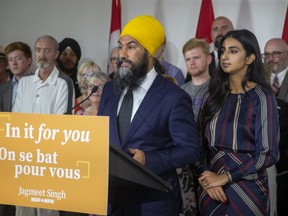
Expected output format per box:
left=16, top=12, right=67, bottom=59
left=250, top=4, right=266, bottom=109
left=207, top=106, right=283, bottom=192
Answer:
left=98, top=15, right=200, bottom=216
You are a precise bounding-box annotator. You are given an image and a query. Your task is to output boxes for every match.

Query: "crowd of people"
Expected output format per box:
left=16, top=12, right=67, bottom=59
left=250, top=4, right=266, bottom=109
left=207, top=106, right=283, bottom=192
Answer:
left=0, top=13, right=287, bottom=216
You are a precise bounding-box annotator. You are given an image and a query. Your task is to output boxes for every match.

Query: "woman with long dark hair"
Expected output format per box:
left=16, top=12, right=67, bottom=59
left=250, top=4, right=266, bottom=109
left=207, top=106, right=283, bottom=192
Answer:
left=197, top=29, right=279, bottom=215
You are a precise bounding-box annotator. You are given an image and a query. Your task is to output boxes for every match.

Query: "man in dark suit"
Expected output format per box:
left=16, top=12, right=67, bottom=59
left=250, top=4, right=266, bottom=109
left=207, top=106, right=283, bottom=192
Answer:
left=98, top=15, right=200, bottom=216
left=275, top=98, right=288, bottom=216
left=185, top=16, right=234, bottom=82
left=264, top=38, right=288, bottom=102
left=264, top=38, right=288, bottom=216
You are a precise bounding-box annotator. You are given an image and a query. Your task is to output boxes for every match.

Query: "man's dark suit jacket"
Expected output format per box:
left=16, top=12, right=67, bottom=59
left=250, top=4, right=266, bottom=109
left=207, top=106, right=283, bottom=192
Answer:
left=98, top=74, right=200, bottom=216
left=275, top=98, right=288, bottom=216
left=0, top=80, right=16, bottom=216
left=0, top=80, right=13, bottom=112
left=275, top=71, right=288, bottom=172
left=276, top=98, right=288, bottom=173
left=277, top=70, right=288, bottom=103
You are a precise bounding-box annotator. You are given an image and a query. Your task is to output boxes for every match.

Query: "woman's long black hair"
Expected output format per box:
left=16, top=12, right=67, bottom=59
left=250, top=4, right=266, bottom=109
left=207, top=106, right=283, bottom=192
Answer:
left=198, top=29, right=269, bottom=141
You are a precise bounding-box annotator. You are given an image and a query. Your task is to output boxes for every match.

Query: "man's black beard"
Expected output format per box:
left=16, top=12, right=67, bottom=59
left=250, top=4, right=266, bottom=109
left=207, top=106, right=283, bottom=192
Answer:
left=113, top=51, right=148, bottom=95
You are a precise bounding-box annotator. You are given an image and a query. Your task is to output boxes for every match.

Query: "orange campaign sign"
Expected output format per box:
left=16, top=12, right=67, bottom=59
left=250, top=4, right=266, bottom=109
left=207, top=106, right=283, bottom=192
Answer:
left=0, top=112, right=109, bottom=215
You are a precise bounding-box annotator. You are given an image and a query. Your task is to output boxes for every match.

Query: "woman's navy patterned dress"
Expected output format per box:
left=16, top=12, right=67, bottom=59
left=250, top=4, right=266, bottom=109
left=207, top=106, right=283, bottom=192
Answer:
left=199, top=85, right=279, bottom=216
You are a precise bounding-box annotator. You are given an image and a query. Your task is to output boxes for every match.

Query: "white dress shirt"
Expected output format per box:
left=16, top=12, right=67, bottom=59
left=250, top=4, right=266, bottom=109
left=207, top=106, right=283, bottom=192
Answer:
left=270, top=66, right=288, bottom=87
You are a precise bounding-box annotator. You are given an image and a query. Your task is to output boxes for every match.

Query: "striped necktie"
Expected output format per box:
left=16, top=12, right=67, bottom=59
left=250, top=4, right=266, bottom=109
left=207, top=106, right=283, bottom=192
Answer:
left=272, top=75, right=280, bottom=95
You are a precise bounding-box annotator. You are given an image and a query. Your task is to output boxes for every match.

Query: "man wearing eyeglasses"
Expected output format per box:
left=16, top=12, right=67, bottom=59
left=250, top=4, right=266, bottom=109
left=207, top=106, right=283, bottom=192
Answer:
left=263, top=38, right=288, bottom=101
left=108, top=47, right=119, bottom=80
left=263, top=38, right=288, bottom=216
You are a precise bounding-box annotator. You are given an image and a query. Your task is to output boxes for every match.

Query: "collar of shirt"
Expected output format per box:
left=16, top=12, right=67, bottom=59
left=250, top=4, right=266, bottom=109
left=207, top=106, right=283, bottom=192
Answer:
left=271, top=65, right=288, bottom=87
left=213, top=49, right=219, bottom=66
left=12, top=75, right=17, bottom=85
left=132, top=67, right=157, bottom=118
left=33, top=65, right=59, bottom=86
left=138, top=67, right=157, bottom=92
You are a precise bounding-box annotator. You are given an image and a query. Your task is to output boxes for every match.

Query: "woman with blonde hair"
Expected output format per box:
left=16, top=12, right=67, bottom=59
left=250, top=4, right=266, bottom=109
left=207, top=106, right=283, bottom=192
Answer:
left=76, top=71, right=109, bottom=115
left=74, top=60, right=101, bottom=113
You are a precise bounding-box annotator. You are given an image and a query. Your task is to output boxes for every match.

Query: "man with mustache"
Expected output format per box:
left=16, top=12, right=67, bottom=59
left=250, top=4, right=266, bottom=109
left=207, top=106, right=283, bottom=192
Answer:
left=13, top=35, right=74, bottom=115
left=13, top=35, right=74, bottom=216
left=98, top=15, right=200, bottom=216
left=264, top=38, right=288, bottom=102
left=263, top=38, right=288, bottom=216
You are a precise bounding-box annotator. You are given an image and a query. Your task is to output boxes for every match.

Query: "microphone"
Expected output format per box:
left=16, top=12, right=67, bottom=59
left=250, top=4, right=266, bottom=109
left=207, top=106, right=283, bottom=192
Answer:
left=90, top=85, right=99, bottom=94
left=64, top=85, right=98, bottom=114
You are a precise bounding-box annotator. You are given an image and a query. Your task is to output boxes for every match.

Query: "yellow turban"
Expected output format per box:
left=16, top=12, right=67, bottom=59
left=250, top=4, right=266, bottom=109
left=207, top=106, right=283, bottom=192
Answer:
left=120, top=15, right=165, bottom=57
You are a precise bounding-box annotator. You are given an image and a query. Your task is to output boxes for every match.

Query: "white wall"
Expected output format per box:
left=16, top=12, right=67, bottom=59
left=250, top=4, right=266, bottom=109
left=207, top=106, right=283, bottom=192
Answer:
left=1, top=0, right=287, bottom=77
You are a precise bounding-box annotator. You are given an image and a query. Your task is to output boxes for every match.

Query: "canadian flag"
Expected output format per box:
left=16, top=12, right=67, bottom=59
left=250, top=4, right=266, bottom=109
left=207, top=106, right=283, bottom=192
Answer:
left=195, top=0, right=215, bottom=45
left=108, top=0, right=121, bottom=74
left=282, top=6, right=288, bottom=44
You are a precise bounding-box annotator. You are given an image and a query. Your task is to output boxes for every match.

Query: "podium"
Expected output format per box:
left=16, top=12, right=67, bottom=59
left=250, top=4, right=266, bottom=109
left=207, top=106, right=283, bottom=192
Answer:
left=109, top=145, right=171, bottom=192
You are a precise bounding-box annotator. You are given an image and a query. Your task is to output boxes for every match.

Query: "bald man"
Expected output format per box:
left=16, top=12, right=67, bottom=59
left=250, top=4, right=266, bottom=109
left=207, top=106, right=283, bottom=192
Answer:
left=185, top=16, right=234, bottom=82
left=210, top=16, right=234, bottom=75
left=98, top=15, right=200, bottom=216
left=264, top=38, right=288, bottom=102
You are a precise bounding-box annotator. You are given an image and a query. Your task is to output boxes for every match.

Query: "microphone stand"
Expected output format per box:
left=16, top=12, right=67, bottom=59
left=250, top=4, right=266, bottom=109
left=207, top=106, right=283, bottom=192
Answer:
left=64, top=86, right=98, bottom=114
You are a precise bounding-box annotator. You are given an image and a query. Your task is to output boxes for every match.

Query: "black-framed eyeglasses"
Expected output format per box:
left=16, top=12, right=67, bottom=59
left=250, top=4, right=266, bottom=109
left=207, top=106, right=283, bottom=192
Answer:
left=262, top=51, right=288, bottom=59
left=87, top=84, right=104, bottom=91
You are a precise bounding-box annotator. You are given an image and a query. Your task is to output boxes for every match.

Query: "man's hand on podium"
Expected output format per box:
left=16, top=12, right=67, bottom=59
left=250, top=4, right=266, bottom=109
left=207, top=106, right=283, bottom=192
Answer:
left=129, top=148, right=146, bottom=166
